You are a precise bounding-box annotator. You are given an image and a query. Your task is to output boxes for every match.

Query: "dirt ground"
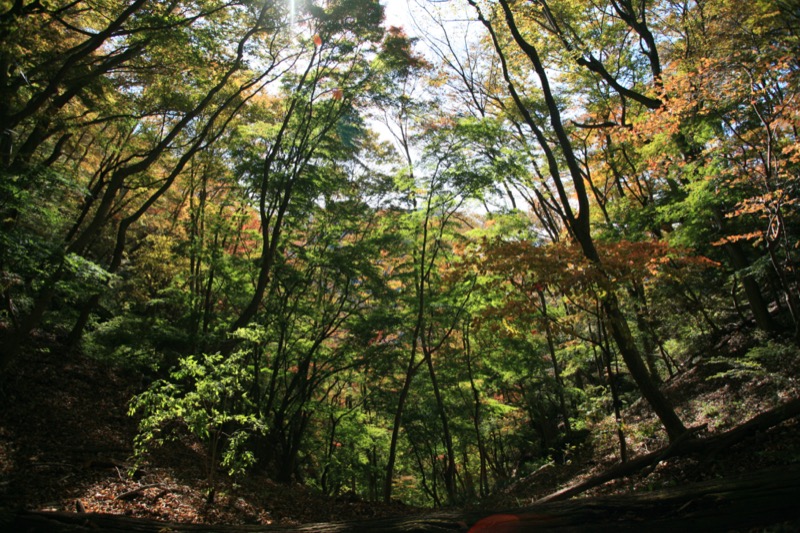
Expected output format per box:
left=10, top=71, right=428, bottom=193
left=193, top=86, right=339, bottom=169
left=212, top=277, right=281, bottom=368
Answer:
left=2, top=330, right=799, bottom=527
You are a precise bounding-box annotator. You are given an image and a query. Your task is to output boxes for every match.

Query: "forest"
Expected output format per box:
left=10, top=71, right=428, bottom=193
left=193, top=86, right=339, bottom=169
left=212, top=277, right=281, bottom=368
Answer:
left=1, top=0, right=800, bottom=530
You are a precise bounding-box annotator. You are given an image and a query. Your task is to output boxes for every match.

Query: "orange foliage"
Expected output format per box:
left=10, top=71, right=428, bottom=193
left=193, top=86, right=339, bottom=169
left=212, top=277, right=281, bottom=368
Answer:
left=465, top=237, right=717, bottom=337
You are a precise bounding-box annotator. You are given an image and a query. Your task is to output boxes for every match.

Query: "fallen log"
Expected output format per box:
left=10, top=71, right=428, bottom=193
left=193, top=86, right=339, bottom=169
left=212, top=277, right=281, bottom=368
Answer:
left=7, top=464, right=800, bottom=532
left=465, top=464, right=800, bottom=532
left=537, top=396, right=800, bottom=503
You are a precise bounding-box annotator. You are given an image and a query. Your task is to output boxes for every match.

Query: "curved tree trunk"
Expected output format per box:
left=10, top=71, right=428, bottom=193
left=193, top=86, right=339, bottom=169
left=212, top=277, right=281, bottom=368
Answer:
left=467, top=0, right=688, bottom=443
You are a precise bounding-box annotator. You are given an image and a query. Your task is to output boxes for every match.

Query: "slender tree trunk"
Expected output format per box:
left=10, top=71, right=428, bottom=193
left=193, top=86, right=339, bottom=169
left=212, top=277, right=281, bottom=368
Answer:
left=422, top=343, right=457, bottom=504
left=722, top=237, right=776, bottom=332
left=594, top=315, right=628, bottom=463
left=383, top=339, right=422, bottom=502
left=629, top=283, right=661, bottom=383
left=538, top=289, right=572, bottom=436
left=600, top=289, right=687, bottom=441
left=464, top=325, right=489, bottom=497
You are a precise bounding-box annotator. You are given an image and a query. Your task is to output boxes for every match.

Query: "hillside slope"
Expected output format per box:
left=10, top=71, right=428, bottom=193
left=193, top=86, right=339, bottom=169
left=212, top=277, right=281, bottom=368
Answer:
left=2, top=330, right=800, bottom=529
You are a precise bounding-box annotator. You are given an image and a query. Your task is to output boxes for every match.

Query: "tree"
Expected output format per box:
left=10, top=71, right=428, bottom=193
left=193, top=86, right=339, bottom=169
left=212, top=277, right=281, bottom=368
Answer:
left=463, top=0, right=688, bottom=442
left=0, top=0, right=294, bottom=365
left=227, top=0, right=385, bottom=337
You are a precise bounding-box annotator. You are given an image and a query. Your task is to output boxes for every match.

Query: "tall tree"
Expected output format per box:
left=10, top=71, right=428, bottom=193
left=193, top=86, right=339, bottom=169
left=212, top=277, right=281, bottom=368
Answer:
left=228, top=0, right=385, bottom=337
left=0, top=0, right=294, bottom=365
left=464, top=0, right=688, bottom=441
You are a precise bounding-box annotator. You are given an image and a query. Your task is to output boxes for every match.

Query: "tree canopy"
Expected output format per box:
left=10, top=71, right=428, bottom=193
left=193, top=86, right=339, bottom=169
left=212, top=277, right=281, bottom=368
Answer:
left=1, top=0, right=799, bottom=509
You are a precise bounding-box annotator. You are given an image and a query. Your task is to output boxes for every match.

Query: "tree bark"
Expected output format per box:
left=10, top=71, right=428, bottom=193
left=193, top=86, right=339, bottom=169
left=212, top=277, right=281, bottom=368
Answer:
left=600, top=291, right=687, bottom=441
left=723, top=242, right=776, bottom=332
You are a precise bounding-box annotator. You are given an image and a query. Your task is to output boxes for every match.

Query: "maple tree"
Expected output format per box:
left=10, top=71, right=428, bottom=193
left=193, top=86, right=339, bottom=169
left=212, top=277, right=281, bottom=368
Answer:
left=2, top=0, right=799, bottom=513
left=0, top=0, right=294, bottom=365
left=457, top=0, right=688, bottom=442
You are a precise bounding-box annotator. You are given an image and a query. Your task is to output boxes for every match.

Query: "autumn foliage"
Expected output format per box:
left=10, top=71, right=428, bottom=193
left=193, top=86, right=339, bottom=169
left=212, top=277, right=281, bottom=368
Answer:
left=1, top=0, right=799, bottom=514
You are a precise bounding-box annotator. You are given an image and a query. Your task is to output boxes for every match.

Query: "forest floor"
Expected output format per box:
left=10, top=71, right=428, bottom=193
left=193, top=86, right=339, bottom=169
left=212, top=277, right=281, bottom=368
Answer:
left=2, top=328, right=800, bottom=528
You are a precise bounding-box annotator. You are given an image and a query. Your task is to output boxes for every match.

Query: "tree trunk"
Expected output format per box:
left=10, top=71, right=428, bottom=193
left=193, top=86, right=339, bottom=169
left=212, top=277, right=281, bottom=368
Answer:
left=600, top=290, right=687, bottom=442
left=422, top=344, right=457, bottom=504
left=596, top=316, right=628, bottom=463
left=538, top=289, right=572, bottom=436
left=382, top=344, right=420, bottom=503
left=629, top=283, right=661, bottom=383
left=464, top=325, right=489, bottom=497
left=723, top=240, right=776, bottom=333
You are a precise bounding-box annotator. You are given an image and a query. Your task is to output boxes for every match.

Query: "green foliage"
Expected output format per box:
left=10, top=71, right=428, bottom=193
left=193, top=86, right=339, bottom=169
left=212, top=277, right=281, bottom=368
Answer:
left=82, top=315, right=191, bottom=372
left=3, top=0, right=799, bottom=510
left=709, top=339, right=800, bottom=382
left=56, top=254, right=116, bottom=300
left=129, top=348, right=265, bottom=478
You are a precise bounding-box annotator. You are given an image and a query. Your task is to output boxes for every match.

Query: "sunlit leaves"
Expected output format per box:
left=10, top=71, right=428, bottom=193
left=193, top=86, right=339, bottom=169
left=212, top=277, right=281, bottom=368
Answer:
left=130, top=349, right=265, bottom=477
left=468, top=236, right=716, bottom=340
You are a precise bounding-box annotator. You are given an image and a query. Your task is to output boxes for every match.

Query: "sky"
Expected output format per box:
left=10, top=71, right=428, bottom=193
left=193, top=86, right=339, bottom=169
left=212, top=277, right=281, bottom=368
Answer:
left=382, top=0, right=419, bottom=35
